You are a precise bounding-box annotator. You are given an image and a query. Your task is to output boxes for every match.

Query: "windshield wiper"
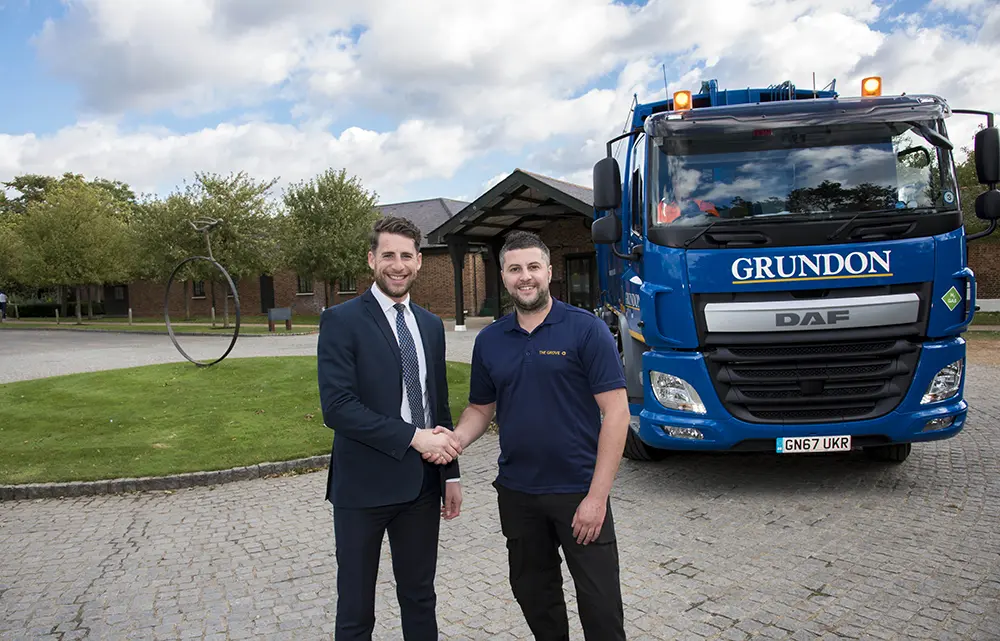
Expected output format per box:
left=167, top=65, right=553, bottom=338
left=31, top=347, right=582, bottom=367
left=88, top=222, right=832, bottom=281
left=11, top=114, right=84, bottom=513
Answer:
left=683, top=220, right=720, bottom=247
left=827, top=211, right=866, bottom=241
left=682, top=216, right=764, bottom=247
left=827, top=207, right=937, bottom=241
left=906, top=121, right=953, bottom=150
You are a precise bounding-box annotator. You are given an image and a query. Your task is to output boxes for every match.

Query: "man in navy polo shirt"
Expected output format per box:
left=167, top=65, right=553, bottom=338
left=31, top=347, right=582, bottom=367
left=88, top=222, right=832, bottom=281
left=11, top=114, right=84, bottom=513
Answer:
left=430, top=230, right=630, bottom=640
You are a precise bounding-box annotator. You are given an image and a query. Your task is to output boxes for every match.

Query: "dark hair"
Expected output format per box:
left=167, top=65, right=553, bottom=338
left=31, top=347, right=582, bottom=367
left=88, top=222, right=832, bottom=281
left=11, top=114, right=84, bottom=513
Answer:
left=370, top=216, right=422, bottom=253
left=499, top=230, right=550, bottom=267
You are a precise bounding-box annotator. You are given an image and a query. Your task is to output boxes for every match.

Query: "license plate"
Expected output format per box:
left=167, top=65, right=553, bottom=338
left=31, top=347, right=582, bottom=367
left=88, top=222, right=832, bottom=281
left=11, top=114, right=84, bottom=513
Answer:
left=776, top=435, right=851, bottom=454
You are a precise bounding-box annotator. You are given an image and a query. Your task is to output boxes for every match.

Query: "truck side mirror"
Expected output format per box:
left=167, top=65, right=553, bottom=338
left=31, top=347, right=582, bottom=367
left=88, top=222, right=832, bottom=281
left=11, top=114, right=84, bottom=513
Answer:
left=976, top=190, right=1000, bottom=220
left=974, top=127, right=1000, bottom=184
left=593, top=157, right=622, bottom=210
left=592, top=212, right=621, bottom=245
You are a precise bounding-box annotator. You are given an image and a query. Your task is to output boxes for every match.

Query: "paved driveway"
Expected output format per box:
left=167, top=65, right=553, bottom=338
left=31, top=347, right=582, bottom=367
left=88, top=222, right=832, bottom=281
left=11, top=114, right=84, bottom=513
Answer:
left=0, top=325, right=482, bottom=383
left=0, top=330, right=998, bottom=639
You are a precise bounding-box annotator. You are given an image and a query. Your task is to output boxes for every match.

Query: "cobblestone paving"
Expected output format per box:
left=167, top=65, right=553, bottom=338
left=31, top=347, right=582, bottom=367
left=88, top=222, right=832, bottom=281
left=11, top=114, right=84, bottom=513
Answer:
left=1, top=338, right=998, bottom=639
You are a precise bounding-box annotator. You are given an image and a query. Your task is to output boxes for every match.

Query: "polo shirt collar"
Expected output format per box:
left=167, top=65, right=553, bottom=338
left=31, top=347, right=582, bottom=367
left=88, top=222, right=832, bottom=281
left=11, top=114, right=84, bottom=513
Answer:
left=370, top=283, right=410, bottom=315
left=504, top=298, right=568, bottom=333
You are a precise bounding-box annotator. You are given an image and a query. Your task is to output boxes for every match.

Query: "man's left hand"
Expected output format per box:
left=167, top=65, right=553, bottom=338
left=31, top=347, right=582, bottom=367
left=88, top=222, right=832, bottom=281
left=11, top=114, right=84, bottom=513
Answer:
left=571, top=493, right=606, bottom=545
left=442, top=482, right=462, bottom=520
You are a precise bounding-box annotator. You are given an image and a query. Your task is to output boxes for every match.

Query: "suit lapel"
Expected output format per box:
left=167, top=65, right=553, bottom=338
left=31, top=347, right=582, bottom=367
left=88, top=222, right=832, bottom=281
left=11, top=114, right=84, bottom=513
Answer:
left=362, top=289, right=401, bottom=366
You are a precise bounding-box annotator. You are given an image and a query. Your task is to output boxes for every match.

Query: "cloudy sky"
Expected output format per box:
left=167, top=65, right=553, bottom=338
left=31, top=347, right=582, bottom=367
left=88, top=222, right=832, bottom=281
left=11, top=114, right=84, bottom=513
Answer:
left=1, top=0, right=998, bottom=206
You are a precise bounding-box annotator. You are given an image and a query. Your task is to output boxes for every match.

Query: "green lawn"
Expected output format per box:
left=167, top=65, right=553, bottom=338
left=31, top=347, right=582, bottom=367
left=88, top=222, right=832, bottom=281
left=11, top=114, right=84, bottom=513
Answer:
left=0, top=321, right=315, bottom=335
left=0, top=357, right=472, bottom=484
left=1, top=313, right=323, bottom=326
left=972, top=311, right=1000, bottom=325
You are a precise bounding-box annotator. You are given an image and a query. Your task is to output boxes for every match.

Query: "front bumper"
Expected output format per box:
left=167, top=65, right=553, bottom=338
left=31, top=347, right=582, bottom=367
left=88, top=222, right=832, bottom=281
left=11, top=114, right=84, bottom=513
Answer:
left=637, top=337, right=968, bottom=451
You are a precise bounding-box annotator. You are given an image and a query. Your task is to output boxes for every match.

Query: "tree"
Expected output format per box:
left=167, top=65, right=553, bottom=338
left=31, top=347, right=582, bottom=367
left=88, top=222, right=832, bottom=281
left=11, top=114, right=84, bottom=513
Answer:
left=0, top=214, right=22, bottom=291
left=786, top=180, right=896, bottom=213
left=955, top=148, right=997, bottom=240
left=2, top=173, right=142, bottom=315
left=280, top=168, right=379, bottom=307
left=1, top=174, right=57, bottom=216
left=130, top=192, right=204, bottom=319
left=2, top=173, right=138, bottom=218
left=90, top=178, right=139, bottom=223
left=13, top=178, right=134, bottom=323
left=179, top=172, right=282, bottom=325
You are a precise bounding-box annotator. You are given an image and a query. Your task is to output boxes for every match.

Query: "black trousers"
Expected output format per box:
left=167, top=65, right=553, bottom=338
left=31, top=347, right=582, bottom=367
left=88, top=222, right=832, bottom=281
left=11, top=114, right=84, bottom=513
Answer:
left=333, top=463, right=441, bottom=641
left=495, top=482, right=626, bottom=641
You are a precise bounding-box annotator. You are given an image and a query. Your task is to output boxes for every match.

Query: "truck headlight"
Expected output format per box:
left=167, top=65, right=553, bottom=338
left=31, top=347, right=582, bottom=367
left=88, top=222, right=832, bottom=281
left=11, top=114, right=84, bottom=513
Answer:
left=921, top=360, right=963, bottom=404
left=650, top=372, right=706, bottom=414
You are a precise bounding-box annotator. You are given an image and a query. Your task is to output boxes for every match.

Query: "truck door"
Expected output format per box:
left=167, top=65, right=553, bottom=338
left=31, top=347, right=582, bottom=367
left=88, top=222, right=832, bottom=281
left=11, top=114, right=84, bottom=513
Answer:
left=623, top=133, right=646, bottom=325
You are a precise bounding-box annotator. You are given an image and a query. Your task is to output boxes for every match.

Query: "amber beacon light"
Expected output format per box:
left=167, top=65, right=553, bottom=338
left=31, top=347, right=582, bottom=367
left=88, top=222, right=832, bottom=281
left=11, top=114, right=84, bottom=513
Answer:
left=861, top=76, right=882, bottom=96
left=673, top=90, right=692, bottom=111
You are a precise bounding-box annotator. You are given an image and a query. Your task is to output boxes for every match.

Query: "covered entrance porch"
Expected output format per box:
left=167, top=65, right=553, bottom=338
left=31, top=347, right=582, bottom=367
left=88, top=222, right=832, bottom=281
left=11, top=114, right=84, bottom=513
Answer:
left=427, top=169, right=596, bottom=329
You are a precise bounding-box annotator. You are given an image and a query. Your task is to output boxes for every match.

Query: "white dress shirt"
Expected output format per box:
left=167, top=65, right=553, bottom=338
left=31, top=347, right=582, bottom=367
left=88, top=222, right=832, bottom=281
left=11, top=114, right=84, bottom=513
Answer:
left=370, top=284, right=460, bottom=483
left=370, top=283, right=432, bottom=429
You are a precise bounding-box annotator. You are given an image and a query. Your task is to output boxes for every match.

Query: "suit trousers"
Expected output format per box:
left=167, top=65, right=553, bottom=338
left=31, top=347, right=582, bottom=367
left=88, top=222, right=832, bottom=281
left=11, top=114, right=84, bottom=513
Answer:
left=494, top=482, right=626, bottom=641
left=333, top=462, right=441, bottom=641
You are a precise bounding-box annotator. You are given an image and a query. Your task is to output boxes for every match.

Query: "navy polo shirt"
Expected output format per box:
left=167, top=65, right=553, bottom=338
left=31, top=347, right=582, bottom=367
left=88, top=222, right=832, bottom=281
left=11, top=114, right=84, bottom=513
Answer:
left=469, top=299, right=626, bottom=494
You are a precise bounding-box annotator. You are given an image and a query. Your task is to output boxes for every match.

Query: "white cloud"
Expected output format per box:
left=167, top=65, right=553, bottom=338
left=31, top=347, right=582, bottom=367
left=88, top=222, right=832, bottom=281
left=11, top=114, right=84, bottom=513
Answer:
left=10, top=0, right=1000, bottom=205
left=929, top=0, right=990, bottom=13
left=848, top=16, right=1000, bottom=156
left=0, top=119, right=475, bottom=204
left=483, top=172, right=510, bottom=191
left=33, top=0, right=363, bottom=115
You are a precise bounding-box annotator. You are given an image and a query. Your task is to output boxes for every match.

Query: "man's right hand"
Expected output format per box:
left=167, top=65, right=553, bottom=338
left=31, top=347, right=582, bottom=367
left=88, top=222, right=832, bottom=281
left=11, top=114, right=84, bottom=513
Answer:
left=411, top=427, right=462, bottom=464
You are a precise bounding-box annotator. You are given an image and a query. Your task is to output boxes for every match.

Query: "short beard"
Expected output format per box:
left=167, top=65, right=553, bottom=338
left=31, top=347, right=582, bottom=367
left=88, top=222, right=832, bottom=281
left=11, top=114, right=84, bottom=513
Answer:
left=375, top=273, right=412, bottom=298
left=512, top=287, right=550, bottom=313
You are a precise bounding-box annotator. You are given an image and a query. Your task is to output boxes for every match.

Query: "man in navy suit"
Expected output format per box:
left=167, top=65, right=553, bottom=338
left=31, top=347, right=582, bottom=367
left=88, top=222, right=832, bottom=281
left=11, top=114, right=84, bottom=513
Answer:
left=318, top=215, right=464, bottom=641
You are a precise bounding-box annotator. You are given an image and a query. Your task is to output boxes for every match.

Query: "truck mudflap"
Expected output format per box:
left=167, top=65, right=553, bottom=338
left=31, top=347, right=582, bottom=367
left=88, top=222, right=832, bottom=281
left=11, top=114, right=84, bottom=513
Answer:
left=635, top=337, right=968, bottom=452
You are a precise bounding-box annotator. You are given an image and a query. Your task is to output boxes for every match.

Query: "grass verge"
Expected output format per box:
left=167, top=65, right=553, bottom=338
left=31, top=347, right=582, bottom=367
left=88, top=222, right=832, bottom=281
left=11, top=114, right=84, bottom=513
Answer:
left=0, top=321, right=315, bottom=335
left=0, top=357, right=472, bottom=484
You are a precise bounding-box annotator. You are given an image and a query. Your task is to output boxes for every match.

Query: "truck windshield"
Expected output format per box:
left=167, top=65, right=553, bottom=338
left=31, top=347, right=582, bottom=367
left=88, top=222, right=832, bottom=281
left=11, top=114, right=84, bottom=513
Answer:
left=650, top=120, right=958, bottom=227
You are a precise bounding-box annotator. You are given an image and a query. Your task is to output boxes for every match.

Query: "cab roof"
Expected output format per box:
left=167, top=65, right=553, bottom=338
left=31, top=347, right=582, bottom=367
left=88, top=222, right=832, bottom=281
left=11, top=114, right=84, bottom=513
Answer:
left=643, top=94, right=950, bottom=136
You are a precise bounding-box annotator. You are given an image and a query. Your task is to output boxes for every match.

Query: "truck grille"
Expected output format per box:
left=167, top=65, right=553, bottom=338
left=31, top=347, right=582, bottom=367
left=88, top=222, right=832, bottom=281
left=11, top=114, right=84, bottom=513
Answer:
left=705, top=338, right=920, bottom=424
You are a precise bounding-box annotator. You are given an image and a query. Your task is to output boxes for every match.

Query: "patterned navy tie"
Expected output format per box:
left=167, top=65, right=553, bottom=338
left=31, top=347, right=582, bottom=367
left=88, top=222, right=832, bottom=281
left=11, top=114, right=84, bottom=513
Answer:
left=394, top=303, right=425, bottom=428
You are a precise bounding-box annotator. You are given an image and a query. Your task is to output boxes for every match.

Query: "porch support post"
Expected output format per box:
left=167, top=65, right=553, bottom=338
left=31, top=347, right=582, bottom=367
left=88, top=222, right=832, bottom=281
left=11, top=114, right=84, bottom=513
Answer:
left=448, top=237, right=469, bottom=331
left=488, top=238, right=505, bottom=320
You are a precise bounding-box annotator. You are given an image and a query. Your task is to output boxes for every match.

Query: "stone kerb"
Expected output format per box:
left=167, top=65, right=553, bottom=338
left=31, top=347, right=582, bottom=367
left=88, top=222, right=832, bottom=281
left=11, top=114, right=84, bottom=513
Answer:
left=0, top=454, right=331, bottom=501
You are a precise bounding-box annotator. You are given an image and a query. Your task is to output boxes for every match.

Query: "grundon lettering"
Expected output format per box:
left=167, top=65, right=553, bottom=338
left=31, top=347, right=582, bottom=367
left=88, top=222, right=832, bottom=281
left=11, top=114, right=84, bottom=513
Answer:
left=731, top=250, right=892, bottom=282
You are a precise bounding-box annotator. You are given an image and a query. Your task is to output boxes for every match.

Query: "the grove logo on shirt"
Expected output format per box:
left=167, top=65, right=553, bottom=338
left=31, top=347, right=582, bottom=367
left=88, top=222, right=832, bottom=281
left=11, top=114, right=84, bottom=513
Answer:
left=538, top=350, right=567, bottom=356
left=731, top=250, right=892, bottom=284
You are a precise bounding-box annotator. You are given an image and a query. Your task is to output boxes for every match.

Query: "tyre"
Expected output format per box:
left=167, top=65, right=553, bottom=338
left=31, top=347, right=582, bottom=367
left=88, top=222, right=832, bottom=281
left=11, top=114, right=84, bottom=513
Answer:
left=864, top=443, right=911, bottom=462
left=623, top=427, right=669, bottom=461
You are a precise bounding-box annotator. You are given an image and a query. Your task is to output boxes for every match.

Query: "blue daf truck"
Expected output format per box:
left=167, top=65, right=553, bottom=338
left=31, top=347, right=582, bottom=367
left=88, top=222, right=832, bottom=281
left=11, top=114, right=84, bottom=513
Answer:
left=591, top=76, right=1000, bottom=463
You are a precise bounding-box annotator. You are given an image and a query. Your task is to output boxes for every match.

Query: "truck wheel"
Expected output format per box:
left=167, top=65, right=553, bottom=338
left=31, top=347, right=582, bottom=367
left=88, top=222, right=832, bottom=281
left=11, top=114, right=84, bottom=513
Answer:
left=623, top=428, right=668, bottom=461
left=864, top=443, right=912, bottom=462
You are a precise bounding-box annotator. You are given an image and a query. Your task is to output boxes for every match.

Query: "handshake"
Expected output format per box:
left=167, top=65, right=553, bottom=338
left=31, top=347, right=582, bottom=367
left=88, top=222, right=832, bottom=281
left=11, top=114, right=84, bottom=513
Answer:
left=411, top=426, right=464, bottom=464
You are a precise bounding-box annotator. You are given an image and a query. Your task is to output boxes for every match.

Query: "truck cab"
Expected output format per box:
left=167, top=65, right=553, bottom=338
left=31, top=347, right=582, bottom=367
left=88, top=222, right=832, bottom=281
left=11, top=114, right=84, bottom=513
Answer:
left=591, top=77, right=1000, bottom=463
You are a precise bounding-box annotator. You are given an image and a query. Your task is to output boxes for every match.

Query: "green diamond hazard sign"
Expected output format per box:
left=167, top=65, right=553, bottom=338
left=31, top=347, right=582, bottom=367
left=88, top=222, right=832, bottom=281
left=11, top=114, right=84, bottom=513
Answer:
left=942, top=286, right=962, bottom=311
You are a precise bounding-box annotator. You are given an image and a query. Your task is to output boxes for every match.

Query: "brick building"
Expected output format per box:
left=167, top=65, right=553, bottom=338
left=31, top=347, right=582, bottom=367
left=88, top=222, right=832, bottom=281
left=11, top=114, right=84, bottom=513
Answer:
left=125, top=197, right=493, bottom=321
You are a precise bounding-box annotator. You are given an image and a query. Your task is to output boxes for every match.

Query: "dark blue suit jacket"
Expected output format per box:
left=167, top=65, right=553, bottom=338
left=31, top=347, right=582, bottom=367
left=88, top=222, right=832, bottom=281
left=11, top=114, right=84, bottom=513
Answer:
left=317, top=287, right=459, bottom=508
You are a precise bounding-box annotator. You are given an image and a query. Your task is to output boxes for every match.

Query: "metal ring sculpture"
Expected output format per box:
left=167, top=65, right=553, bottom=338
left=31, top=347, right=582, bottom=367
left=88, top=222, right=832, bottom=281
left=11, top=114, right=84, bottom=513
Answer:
left=164, top=218, right=241, bottom=367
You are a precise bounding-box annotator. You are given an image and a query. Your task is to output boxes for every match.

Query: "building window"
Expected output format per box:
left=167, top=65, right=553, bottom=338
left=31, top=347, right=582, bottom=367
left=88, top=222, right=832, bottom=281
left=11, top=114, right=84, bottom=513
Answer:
left=193, top=281, right=205, bottom=297
left=113, top=286, right=125, bottom=301
left=297, top=274, right=313, bottom=294
left=339, top=275, right=357, bottom=293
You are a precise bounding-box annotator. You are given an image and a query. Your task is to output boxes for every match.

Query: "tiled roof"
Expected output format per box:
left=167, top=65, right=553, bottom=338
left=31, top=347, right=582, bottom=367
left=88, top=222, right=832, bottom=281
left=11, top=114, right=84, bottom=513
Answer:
left=519, top=170, right=594, bottom=207
left=377, top=197, right=470, bottom=247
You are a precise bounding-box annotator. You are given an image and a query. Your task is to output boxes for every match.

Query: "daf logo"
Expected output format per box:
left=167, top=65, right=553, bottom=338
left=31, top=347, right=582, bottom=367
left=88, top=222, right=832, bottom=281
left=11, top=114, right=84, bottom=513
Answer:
left=776, top=310, right=851, bottom=327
